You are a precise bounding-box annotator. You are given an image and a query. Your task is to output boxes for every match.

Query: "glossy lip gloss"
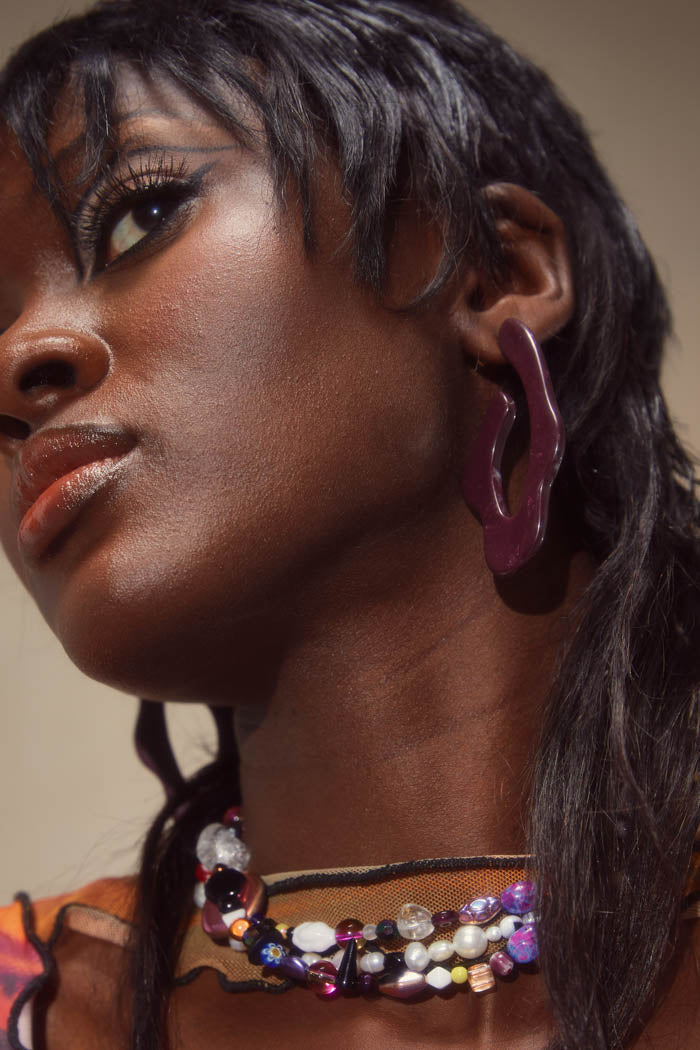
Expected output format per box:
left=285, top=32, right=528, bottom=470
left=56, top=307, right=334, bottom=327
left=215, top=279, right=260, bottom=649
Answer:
left=17, top=456, right=132, bottom=560
left=13, top=425, right=137, bottom=561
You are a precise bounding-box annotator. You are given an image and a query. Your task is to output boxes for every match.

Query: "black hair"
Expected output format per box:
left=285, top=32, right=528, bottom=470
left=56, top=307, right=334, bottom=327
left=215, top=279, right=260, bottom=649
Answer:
left=1, top=1, right=698, bottom=1048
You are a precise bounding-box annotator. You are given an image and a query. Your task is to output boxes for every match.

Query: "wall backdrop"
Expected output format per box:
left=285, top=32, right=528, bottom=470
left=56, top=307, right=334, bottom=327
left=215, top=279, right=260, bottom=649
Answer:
left=1, top=0, right=698, bottom=903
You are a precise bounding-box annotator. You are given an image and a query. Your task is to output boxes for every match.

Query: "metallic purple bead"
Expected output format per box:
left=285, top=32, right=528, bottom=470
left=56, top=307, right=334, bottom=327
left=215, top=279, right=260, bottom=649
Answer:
left=432, top=909, right=459, bottom=928
left=278, top=955, right=308, bottom=982
left=506, top=923, right=538, bottom=964
left=489, top=950, right=515, bottom=978
left=201, top=899, right=229, bottom=941
left=459, top=895, right=501, bottom=924
left=500, top=880, right=537, bottom=916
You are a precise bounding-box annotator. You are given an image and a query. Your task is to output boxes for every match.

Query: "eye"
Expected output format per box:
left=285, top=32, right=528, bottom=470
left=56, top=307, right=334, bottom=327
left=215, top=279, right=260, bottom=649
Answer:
left=105, top=196, right=180, bottom=266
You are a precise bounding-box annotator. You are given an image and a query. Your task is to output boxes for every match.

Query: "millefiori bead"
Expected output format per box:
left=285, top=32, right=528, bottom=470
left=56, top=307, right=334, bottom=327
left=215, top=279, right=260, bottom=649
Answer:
left=506, top=923, right=538, bottom=964
left=396, top=903, right=434, bottom=941
left=500, top=880, right=537, bottom=916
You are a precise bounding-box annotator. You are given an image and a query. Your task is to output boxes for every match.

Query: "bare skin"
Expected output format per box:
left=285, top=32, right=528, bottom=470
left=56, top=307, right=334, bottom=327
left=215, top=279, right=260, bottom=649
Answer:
left=0, top=69, right=696, bottom=1047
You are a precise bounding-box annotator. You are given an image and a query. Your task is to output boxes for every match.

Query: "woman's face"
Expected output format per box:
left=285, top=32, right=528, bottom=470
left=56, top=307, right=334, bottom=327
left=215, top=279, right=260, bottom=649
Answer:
left=0, top=68, right=468, bottom=702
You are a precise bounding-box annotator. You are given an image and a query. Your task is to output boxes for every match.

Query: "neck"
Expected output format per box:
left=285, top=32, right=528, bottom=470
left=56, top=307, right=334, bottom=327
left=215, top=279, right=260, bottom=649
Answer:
left=229, top=499, right=594, bottom=875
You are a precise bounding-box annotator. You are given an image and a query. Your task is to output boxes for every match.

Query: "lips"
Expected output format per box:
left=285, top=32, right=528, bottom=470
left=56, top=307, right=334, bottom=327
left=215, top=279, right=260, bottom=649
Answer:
left=12, top=424, right=136, bottom=559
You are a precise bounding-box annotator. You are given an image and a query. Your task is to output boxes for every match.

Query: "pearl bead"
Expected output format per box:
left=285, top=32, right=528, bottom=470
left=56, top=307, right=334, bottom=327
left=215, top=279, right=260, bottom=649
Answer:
left=498, top=915, right=521, bottom=939
left=360, top=951, right=386, bottom=974
left=403, top=942, right=430, bottom=972
left=362, top=923, right=378, bottom=942
left=485, top=924, right=502, bottom=942
left=428, top=939, right=454, bottom=962
left=301, top=952, right=322, bottom=965
left=453, top=924, right=488, bottom=959
left=331, top=949, right=345, bottom=969
left=425, top=966, right=452, bottom=991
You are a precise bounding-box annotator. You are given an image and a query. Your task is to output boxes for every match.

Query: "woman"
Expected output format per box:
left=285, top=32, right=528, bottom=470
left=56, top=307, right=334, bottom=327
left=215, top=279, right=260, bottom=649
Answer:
left=0, top=0, right=697, bottom=1047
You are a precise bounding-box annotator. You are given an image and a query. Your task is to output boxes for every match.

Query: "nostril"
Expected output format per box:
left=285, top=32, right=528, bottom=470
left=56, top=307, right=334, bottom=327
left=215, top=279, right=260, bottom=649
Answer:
left=0, top=415, right=31, bottom=440
left=19, top=360, right=76, bottom=393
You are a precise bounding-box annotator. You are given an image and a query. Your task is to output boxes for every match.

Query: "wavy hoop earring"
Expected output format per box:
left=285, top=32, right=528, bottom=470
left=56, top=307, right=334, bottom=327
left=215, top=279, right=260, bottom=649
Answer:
left=462, top=318, right=565, bottom=576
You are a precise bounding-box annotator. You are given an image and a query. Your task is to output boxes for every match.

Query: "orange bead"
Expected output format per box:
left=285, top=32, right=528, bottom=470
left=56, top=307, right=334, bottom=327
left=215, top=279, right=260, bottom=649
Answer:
left=230, top=918, right=251, bottom=940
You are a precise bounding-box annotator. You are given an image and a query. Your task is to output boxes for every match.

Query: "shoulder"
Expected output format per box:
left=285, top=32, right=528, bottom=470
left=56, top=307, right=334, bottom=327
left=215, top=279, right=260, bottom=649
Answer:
left=0, top=878, right=136, bottom=1050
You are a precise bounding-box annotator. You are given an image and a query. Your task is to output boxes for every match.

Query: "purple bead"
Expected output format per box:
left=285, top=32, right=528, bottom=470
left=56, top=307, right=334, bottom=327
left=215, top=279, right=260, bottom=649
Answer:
left=360, top=973, right=377, bottom=995
left=201, top=899, right=229, bottom=941
left=432, top=909, right=459, bottom=928
left=459, top=895, right=501, bottom=924
left=489, top=950, right=515, bottom=977
left=278, top=955, right=308, bottom=982
left=500, top=880, right=537, bottom=916
left=376, top=919, right=398, bottom=942
left=506, top=923, right=538, bottom=964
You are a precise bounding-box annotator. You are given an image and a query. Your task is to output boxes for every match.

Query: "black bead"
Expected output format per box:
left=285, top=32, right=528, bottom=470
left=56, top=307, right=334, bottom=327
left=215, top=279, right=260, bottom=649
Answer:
left=382, top=951, right=405, bottom=974
left=247, top=929, right=286, bottom=966
left=337, top=940, right=360, bottom=997
left=204, top=866, right=246, bottom=912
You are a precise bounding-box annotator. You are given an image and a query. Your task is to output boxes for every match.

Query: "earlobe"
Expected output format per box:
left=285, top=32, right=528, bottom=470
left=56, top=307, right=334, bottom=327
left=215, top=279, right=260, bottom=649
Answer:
left=455, top=183, right=574, bottom=363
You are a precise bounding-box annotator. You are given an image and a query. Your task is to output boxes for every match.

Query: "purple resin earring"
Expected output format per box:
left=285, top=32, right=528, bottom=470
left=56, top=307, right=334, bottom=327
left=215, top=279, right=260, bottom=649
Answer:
left=462, top=318, right=565, bottom=576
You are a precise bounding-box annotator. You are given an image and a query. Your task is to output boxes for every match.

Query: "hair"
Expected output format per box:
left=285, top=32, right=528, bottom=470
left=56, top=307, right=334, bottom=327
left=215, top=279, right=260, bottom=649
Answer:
left=1, top=1, right=698, bottom=1047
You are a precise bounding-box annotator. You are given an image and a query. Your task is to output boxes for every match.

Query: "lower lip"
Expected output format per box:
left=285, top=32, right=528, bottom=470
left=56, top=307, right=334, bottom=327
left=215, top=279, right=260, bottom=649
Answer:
left=17, top=457, right=131, bottom=560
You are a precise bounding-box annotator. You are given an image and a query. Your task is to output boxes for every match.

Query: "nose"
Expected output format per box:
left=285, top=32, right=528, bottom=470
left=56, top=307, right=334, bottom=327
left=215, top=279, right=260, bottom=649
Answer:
left=0, top=327, right=111, bottom=445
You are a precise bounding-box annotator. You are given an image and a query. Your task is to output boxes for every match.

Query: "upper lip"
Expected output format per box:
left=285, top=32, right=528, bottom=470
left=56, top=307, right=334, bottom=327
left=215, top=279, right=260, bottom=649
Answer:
left=12, top=423, right=137, bottom=523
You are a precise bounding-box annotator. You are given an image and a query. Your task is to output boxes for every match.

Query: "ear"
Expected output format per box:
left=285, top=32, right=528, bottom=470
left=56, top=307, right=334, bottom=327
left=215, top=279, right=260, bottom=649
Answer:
left=455, top=183, right=574, bottom=364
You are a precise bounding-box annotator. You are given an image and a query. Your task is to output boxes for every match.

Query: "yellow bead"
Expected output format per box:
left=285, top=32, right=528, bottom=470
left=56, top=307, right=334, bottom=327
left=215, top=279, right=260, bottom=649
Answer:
left=275, top=922, right=290, bottom=936
left=451, top=965, right=468, bottom=985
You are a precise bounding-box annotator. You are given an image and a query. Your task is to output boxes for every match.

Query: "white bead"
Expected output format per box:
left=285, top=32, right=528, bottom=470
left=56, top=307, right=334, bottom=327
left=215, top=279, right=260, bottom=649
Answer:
left=213, top=826, right=251, bottom=872
left=403, top=942, right=430, bottom=972
left=301, top=952, right=322, bottom=965
left=453, top=925, right=488, bottom=959
left=428, top=939, right=454, bottom=962
left=486, top=924, right=502, bottom=942
left=228, top=937, right=246, bottom=952
left=498, top=916, right=520, bottom=939
left=522, top=911, right=536, bottom=924
left=193, top=882, right=206, bottom=909
left=292, top=921, right=337, bottom=953
left=331, top=949, right=345, bottom=969
left=360, top=952, right=386, bottom=974
left=196, top=823, right=225, bottom=869
left=425, top=966, right=453, bottom=991
left=362, top=923, right=378, bottom=942
left=396, top=903, right=434, bottom=941
left=222, top=908, right=246, bottom=928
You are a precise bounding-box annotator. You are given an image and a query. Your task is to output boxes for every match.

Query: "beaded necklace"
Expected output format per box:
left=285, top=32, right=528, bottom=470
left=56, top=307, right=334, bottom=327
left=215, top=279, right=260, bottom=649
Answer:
left=193, top=809, right=539, bottom=1000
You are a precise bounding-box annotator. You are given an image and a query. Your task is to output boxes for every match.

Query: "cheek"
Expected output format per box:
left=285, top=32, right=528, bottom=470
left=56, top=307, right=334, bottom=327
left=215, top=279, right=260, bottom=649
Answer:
left=28, top=208, right=456, bottom=698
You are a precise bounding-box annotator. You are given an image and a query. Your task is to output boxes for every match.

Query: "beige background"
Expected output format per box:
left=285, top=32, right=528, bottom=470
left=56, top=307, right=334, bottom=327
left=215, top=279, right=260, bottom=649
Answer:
left=1, top=0, right=698, bottom=904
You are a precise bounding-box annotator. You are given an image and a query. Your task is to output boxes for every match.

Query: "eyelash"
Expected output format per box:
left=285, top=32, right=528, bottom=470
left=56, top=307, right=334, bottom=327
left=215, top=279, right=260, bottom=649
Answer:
left=74, top=154, right=200, bottom=273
